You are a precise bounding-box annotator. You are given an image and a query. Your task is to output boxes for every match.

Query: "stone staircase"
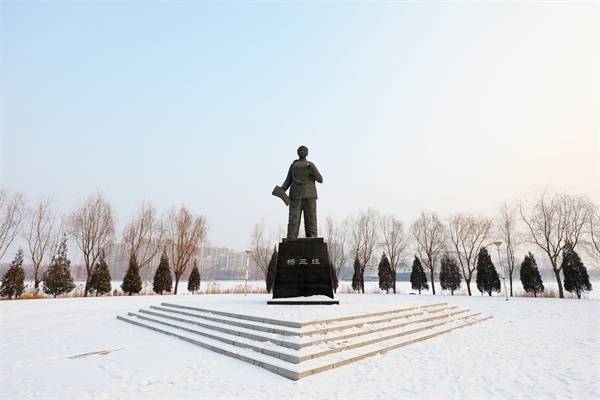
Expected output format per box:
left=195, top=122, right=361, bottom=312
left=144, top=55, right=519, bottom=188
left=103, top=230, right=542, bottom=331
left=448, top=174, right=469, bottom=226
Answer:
left=117, top=302, right=491, bottom=380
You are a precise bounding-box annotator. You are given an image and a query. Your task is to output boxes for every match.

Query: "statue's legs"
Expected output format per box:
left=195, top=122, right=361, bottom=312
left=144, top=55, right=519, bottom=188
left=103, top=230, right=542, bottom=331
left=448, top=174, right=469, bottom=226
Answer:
left=287, top=198, right=302, bottom=239
left=303, top=198, right=318, bottom=238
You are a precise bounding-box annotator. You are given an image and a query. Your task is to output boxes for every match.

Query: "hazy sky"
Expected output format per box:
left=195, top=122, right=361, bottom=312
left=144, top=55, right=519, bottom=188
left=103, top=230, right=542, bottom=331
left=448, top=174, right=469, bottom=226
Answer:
left=1, top=2, right=598, bottom=252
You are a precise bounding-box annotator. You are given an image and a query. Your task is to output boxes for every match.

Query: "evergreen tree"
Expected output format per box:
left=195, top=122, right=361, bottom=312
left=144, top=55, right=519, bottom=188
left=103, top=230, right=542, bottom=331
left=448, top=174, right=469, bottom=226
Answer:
left=187, top=260, right=201, bottom=294
left=122, top=254, right=142, bottom=295
left=439, top=253, right=461, bottom=295
left=152, top=250, right=172, bottom=295
left=410, top=256, right=428, bottom=294
left=351, top=256, right=362, bottom=292
left=562, top=242, right=592, bottom=299
left=266, top=247, right=277, bottom=293
left=476, top=247, right=501, bottom=296
left=89, top=249, right=112, bottom=296
left=519, top=252, right=544, bottom=297
left=1, top=249, right=25, bottom=299
left=43, top=236, right=75, bottom=298
left=378, top=252, right=394, bottom=293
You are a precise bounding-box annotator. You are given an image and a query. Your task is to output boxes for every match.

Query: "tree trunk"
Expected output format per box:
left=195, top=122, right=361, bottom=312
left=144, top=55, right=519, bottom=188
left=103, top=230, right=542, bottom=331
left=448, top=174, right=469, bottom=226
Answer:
left=465, top=278, right=472, bottom=296
left=451, top=289, right=454, bottom=296
left=509, top=274, right=513, bottom=297
left=34, top=276, right=40, bottom=289
left=430, top=270, right=436, bottom=295
left=553, top=267, right=564, bottom=298
left=83, top=274, right=91, bottom=297
left=393, top=272, right=397, bottom=294
left=174, top=275, right=180, bottom=294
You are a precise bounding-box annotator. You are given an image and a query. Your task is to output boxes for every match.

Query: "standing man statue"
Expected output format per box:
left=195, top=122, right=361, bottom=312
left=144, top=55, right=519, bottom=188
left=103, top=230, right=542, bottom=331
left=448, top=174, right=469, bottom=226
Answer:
left=272, top=145, right=323, bottom=240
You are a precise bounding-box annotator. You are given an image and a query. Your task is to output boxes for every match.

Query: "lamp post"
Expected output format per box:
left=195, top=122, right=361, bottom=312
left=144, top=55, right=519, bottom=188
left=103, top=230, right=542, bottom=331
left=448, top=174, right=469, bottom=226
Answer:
left=244, top=250, right=251, bottom=296
left=492, top=241, right=509, bottom=301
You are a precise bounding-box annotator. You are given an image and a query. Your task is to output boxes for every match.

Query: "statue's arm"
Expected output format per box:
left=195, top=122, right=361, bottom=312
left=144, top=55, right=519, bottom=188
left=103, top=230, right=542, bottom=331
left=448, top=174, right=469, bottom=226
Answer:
left=281, top=164, right=293, bottom=191
left=310, top=163, right=323, bottom=183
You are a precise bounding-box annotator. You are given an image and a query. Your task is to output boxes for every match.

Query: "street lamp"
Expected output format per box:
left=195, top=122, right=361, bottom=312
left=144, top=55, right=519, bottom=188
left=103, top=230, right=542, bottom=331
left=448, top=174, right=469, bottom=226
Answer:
left=492, top=241, right=509, bottom=301
left=244, top=250, right=251, bottom=296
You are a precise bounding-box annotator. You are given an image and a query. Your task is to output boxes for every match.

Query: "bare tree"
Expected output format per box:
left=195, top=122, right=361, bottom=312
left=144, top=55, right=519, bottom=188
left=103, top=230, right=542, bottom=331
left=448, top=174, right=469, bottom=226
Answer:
left=69, top=193, right=115, bottom=296
left=324, top=216, right=349, bottom=292
left=122, top=202, right=164, bottom=271
left=350, top=210, right=378, bottom=293
left=585, top=202, right=600, bottom=263
left=165, top=206, right=207, bottom=294
left=411, top=212, right=446, bottom=295
left=0, top=190, right=26, bottom=261
left=249, top=223, right=272, bottom=280
left=520, top=191, right=590, bottom=298
left=497, top=202, right=519, bottom=296
left=379, top=214, right=408, bottom=294
left=447, top=214, right=492, bottom=296
left=24, top=199, right=61, bottom=289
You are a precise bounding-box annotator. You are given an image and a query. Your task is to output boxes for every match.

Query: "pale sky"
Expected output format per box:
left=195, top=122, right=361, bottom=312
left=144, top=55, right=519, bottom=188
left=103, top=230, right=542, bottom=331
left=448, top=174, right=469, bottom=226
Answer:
left=1, top=1, right=598, bottom=254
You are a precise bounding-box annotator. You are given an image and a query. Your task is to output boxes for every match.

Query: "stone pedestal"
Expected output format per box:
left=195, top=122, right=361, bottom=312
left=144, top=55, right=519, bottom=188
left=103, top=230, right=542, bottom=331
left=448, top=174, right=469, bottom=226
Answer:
left=268, top=238, right=338, bottom=305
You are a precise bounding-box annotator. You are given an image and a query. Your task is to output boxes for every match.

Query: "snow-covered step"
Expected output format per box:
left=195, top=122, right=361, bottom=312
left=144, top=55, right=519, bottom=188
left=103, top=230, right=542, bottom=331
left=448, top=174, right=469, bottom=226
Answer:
left=296, top=313, right=483, bottom=362
left=149, top=305, right=302, bottom=336
left=117, top=314, right=302, bottom=380
left=126, top=312, right=302, bottom=363
left=136, top=306, right=471, bottom=351
left=298, top=309, right=473, bottom=347
left=149, top=303, right=458, bottom=338
left=117, top=312, right=492, bottom=380
left=124, top=310, right=480, bottom=363
left=300, top=305, right=460, bottom=336
left=161, top=302, right=304, bottom=328
left=138, top=308, right=303, bottom=349
left=159, top=302, right=449, bottom=327
left=294, top=315, right=494, bottom=379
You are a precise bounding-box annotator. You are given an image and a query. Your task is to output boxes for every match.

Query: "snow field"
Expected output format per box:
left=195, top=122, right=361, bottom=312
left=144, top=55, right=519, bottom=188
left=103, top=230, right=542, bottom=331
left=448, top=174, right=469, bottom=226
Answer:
left=1, top=292, right=599, bottom=399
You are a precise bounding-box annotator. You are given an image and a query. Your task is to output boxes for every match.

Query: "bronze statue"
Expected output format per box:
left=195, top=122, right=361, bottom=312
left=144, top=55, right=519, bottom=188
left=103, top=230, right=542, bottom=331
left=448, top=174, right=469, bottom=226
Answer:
left=272, top=145, right=323, bottom=239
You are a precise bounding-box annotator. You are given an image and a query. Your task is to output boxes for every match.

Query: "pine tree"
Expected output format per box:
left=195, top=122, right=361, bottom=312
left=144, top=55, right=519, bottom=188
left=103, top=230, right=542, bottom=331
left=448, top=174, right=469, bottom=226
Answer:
left=122, top=254, right=142, bottom=295
left=266, top=247, right=277, bottom=293
left=89, top=249, right=112, bottom=296
left=187, top=261, right=200, bottom=294
left=562, top=242, right=592, bottom=299
left=378, top=252, right=393, bottom=293
left=351, top=256, right=362, bottom=292
left=410, top=256, right=428, bottom=294
left=476, top=247, right=501, bottom=296
left=43, top=236, right=75, bottom=298
left=440, top=253, right=461, bottom=295
left=520, top=252, right=544, bottom=297
left=152, top=250, right=172, bottom=295
left=1, top=249, right=25, bottom=299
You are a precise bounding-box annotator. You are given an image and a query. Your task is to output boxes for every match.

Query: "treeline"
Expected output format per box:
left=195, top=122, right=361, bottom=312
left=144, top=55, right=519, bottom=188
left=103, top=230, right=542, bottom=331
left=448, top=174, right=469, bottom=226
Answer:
left=252, top=190, right=598, bottom=299
left=0, top=190, right=206, bottom=300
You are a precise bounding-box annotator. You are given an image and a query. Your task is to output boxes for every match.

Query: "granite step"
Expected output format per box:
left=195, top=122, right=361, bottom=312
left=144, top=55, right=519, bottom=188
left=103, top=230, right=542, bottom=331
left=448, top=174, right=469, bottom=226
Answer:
left=159, top=301, right=449, bottom=327
left=149, top=303, right=457, bottom=337
left=117, top=312, right=492, bottom=380
left=125, top=309, right=481, bottom=363
left=138, top=306, right=471, bottom=351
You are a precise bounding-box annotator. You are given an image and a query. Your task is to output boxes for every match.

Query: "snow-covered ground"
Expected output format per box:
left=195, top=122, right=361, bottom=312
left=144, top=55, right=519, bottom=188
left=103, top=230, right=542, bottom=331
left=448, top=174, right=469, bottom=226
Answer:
left=1, top=292, right=599, bottom=399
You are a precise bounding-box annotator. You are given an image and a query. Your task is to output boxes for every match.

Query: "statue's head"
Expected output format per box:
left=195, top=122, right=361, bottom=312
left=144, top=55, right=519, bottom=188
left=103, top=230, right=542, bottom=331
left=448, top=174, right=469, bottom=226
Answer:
left=297, top=145, right=308, bottom=158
